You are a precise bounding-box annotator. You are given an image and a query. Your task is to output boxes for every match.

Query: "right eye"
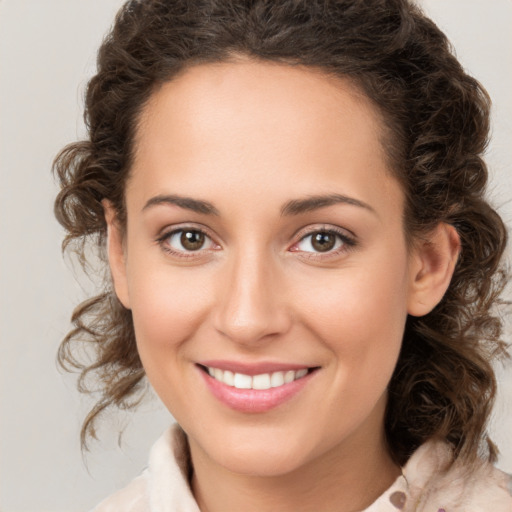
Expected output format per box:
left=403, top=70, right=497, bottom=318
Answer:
left=159, top=228, right=218, bottom=255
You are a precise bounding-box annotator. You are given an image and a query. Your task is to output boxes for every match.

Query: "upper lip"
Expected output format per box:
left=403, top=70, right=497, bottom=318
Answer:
left=198, top=360, right=317, bottom=376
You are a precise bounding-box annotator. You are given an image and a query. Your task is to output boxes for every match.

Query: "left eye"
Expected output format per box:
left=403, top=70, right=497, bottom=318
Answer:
left=295, top=231, right=344, bottom=253
left=165, top=229, right=215, bottom=252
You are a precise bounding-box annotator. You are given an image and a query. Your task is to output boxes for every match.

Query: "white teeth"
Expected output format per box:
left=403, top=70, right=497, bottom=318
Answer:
left=295, top=368, right=308, bottom=379
left=284, top=370, right=295, bottom=384
left=252, top=373, right=271, bottom=390
left=206, top=366, right=311, bottom=389
left=270, top=371, right=284, bottom=387
left=234, top=373, right=252, bottom=389
left=223, top=370, right=235, bottom=386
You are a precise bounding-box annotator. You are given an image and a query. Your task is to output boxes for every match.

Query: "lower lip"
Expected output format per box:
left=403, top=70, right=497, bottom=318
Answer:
left=198, top=367, right=317, bottom=413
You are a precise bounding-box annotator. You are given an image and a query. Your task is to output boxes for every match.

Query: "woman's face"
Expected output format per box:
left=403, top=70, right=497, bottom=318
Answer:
left=109, top=59, right=424, bottom=476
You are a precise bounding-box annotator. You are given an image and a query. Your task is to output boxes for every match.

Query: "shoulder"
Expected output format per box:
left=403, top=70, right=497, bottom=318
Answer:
left=90, top=471, right=150, bottom=512
left=404, top=441, right=512, bottom=512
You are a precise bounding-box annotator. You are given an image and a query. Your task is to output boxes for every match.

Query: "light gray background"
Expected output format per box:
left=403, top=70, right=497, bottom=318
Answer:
left=1, top=1, right=511, bottom=511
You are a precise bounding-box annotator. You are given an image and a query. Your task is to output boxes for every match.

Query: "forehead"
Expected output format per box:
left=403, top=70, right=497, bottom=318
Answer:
left=128, top=59, right=402, bottom=216
left=135, top=58, right=385, bottom=157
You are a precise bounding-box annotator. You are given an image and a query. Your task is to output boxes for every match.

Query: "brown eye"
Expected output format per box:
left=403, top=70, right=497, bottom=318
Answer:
left=180, top=230, right=205, bottom=251
left=294, top=229, right=349, bottom=255
left=160, top=227, right=218, bottom=257
left=311, top=232, right=336, bottom=252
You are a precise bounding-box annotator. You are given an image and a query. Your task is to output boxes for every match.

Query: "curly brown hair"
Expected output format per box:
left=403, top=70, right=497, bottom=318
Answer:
left=54, top=0, right=509, bottom=465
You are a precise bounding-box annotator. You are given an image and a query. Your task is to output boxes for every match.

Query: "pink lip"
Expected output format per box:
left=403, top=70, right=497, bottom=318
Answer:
left=197, top=364, right=318, bottom=413
left=198, top=359, right=312, bottom=376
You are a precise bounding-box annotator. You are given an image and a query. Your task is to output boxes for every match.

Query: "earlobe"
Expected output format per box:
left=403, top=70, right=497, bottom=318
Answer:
left=407, top=223, right=460, bottom=317
left=103, top=200, right=131, bottom=309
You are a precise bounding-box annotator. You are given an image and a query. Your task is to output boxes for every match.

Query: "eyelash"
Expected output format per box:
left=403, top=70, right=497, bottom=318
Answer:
left=156, top=225, right=357, bottom=260
left=290, top=227, right=357, bottom=260
left=156, top=225, right=219, bottom=259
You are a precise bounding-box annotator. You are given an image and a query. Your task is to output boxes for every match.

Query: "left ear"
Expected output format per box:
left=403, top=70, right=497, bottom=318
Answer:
left=407, top=223, right=461, bottom=317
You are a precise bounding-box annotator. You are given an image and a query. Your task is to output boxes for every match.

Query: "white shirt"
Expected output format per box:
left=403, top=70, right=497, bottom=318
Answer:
left=91, top=423, right=512, bottom=512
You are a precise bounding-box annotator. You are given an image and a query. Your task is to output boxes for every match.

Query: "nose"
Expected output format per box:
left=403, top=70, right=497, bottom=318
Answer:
left=212, top=249, right=292, bottom=346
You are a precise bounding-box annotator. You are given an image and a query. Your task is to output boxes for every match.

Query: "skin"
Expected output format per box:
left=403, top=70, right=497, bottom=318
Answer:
left=106, top=58, right=460, bottom=512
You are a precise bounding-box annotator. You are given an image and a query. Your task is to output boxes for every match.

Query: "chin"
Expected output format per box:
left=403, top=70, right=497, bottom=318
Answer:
left=194, top=425, right=322, bottom=477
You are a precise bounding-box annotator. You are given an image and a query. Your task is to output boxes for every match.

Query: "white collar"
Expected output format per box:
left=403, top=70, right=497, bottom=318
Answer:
left=102, top=422, right=511, bottom=512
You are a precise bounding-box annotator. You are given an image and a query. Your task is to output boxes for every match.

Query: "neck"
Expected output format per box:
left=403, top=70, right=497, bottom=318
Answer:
left=189, top=425, right=400, bottom=512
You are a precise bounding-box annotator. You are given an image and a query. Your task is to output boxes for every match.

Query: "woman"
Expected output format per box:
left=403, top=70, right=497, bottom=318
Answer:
left=54, top=0, right=512, bottom=510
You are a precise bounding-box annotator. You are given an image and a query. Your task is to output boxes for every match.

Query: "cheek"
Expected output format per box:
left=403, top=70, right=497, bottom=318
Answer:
left=296, top=250, right=410, bottom=383
left=126, top=261, right=213, bottom=359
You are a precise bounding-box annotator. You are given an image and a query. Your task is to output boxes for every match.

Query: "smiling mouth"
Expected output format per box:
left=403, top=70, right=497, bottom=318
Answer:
left=198, top=364, right=318, bottom=390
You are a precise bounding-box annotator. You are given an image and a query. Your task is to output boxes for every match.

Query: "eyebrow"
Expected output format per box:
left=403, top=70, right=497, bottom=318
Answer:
left=281, top=194, right=377, bottom=216
left=142, top=192, right=376, bottom=217
left=142, top=194, right=220, bottom=215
